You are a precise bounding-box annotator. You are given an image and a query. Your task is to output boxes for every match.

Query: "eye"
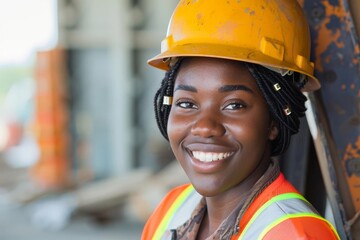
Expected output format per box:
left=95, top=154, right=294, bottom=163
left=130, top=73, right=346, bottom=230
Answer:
left=176, top=101, right=198, bottom=109
left=223, top=102, right=246, bottom=110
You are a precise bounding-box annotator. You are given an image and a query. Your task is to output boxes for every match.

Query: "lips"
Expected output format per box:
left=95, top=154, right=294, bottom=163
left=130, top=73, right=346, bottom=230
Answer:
left=191, top=151, right=234, bottom=162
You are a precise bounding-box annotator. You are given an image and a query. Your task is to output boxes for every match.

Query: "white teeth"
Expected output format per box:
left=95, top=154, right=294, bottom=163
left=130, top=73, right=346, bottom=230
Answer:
left=206, top=152, right=212, bottom=162
left=192, top=151, right=234, bottom=162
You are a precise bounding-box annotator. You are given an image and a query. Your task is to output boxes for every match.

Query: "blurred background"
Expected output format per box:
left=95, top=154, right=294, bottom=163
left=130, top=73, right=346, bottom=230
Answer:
left=1, top=0, right=359, bottom=239
left=0, top=0, right=189, bottom=239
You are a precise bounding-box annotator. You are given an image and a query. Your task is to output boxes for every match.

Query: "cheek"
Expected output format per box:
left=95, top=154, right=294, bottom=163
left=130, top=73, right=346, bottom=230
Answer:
left=230, top=114, right=270, bottom=146
left=167, top=112, right=188, bottom=145
left=167, top=112, right=192, bottom=165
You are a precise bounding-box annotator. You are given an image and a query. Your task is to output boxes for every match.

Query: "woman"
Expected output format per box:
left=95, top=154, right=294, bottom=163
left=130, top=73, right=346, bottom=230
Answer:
left=142, top=0, right=340, bottom=239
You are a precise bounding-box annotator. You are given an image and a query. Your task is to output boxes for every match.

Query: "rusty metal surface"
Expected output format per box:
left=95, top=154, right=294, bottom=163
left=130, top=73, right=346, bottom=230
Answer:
left=348, top=0, right=360, bottom=42
left=301, top=0, right=360, bottom=238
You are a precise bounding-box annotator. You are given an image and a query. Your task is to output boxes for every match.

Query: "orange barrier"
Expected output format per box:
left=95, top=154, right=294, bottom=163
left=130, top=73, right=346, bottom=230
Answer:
left=32, top=48, right=70, bottom=189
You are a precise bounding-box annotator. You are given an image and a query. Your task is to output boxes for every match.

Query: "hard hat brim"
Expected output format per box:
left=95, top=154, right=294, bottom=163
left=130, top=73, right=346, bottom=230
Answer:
left=148, top=43, right=320, bottom=92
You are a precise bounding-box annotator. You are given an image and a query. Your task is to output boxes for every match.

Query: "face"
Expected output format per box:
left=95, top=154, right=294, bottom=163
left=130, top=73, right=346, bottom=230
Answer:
left=167, top=57, right=278, bottom=197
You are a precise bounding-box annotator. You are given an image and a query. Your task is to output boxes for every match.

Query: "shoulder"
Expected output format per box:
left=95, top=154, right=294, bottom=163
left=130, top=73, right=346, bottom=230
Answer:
left=260, top=193, right=339, bottom=239
left=240, top=173, right=339, bottom=239
left=262, top=214, right=339, bottom=240
left=141, top=184, right=192, bottom=239
left=240, top=173, right=298, bottom=229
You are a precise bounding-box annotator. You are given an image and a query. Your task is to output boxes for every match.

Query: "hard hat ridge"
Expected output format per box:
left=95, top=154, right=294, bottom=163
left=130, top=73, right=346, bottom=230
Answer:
left=148, top=0, right=320, bottom=91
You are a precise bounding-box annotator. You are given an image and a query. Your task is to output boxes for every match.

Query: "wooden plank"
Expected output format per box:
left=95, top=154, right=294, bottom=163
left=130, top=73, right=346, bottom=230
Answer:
left=75, top=168, right=152, bottom=211
left=125, top=161, right=188, bottom=221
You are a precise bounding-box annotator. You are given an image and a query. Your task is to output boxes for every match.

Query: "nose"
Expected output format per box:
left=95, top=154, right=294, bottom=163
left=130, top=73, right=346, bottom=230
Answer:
left=190, top=111, right=226, bottom=138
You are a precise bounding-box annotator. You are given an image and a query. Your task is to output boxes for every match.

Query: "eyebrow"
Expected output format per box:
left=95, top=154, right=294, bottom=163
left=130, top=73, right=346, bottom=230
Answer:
left=219, top=85, right=254, bottom=93
left=174, top=84, right=254, bottom=93
left=174, top=84, right=198, bottom=92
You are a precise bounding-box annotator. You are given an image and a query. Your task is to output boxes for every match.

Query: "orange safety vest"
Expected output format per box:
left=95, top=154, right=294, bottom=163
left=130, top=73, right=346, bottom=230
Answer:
left=142, top=173, right=340, bottom=240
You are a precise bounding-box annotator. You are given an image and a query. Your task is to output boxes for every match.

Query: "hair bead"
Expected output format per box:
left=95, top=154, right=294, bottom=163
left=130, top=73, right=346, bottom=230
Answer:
left=273, top=83, right=281, bottom=91
left=283, top=106, right=292, bottom=116
left=163, top=96, right=173, bottom=105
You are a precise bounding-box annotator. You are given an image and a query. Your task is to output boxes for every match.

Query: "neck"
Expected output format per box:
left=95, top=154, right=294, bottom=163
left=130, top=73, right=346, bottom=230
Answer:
left=201, top=156, right=272, bottom=238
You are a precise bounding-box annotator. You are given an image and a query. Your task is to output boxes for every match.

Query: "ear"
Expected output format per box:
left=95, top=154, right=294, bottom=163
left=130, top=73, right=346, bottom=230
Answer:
left=268, top=120, right=279, bottom=141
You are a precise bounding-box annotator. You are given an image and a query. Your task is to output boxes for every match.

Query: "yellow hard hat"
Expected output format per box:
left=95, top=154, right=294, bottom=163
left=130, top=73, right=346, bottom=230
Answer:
left=148, top=0, right=320, bottom=91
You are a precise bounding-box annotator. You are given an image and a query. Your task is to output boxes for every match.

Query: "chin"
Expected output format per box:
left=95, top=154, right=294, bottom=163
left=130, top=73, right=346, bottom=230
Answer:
left=189, top=176, right=230, bottom=197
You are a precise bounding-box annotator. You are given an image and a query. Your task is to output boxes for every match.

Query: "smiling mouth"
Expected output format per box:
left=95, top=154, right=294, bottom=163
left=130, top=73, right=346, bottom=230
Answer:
left=191, top=151, right=234, bottom=162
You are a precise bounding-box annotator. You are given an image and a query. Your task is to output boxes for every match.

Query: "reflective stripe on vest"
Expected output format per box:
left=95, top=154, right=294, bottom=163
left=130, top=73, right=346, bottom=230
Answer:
left=238, top=193, right=339, bottom=240
left=153, top=185, right=202, bottom=240
left=152, top=187, right=339, bottom=240
left=258, top=212, right=340, bottom=240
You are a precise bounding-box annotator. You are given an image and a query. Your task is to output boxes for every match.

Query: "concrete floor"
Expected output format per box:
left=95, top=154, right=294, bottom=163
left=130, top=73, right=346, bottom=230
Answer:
left=0, top=158, right=144, bottom=240
left=0, top=206, right=144, bottom=240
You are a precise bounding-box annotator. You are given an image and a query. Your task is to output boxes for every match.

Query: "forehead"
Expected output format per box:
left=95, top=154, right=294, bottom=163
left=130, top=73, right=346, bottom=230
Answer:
left=175, top=57, right=258, bottom=87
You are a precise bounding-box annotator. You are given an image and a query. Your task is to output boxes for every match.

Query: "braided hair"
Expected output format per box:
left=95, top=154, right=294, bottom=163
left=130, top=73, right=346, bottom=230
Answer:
left=245, top=63, right=307, bottom=155
left=154, top=59, right=183, bottom=139
left=153, top=58, right=308, bottom=156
